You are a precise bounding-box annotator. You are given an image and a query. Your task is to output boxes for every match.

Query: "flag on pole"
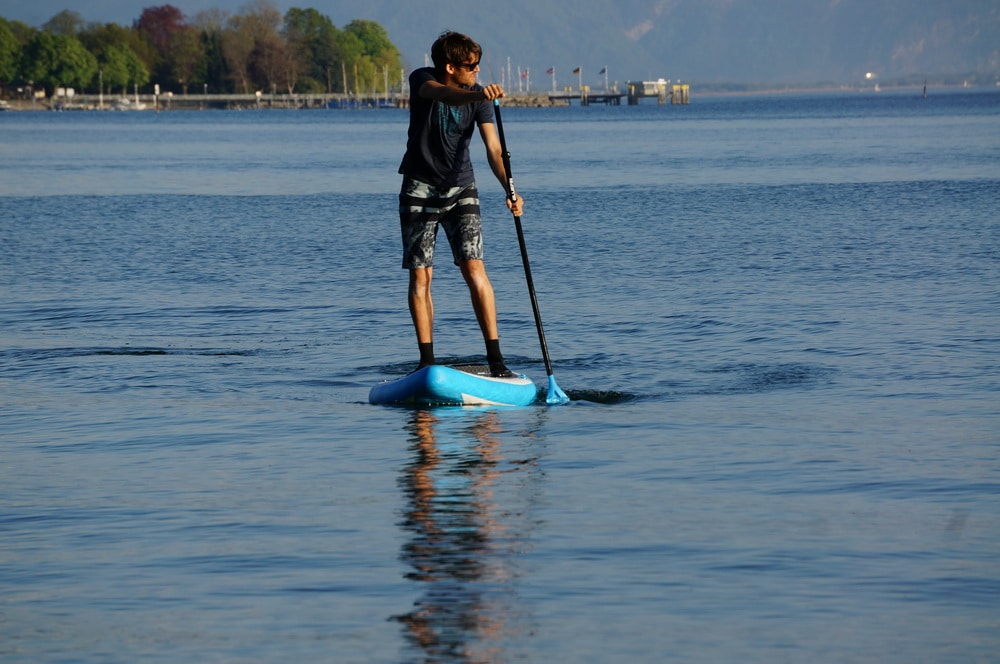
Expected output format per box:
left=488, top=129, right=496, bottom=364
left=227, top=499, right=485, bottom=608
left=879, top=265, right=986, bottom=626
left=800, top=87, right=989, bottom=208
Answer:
left=572, top=67, right=581, bottom=74
left=599, top=67, right=607, bottom=75
left=546, top=67, right=554, bottom=75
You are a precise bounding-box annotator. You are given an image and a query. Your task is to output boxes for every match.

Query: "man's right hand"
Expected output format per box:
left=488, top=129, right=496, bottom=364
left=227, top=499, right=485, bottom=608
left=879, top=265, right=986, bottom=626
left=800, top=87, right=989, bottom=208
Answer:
left=481, top=84, right=505, bottom=101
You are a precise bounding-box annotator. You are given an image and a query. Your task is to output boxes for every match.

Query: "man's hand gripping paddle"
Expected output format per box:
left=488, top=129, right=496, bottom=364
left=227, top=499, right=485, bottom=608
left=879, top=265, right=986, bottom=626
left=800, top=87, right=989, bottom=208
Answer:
left=493, top=99, right=570, bottom=404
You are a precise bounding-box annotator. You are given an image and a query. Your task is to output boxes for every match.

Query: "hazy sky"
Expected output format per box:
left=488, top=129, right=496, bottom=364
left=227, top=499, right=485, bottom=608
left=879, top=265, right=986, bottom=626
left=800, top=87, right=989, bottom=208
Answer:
left=4, top=1, right=996, bottom=84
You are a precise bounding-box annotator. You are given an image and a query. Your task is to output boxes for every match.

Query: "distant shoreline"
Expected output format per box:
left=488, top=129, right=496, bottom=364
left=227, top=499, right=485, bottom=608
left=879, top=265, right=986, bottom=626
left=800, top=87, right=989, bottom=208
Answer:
left=1, top=83, right=994, bottom=112
left=0, top=92, right=566, bottom=111
left=688, top=82, right=994, bottom=97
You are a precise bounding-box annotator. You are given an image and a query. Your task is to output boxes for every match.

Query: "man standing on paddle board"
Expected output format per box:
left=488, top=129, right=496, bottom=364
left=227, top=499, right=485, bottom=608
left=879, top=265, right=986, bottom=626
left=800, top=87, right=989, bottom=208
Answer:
left=398, top=31, right=524, bottom=378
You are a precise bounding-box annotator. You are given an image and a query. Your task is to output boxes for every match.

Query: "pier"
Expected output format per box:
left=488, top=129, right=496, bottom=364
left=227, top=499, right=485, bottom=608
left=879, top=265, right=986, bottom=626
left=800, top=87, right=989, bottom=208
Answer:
left=46, top=91, right=572, bottom=111
left=25, top=81, right=690, bottom=112
left=44, top=91, right=410, bottom=111
left=157, top=92, right=409, bottom=110
left=548, top=87, right=626, bottom=106
left=547, top=80, right=690, bottom=106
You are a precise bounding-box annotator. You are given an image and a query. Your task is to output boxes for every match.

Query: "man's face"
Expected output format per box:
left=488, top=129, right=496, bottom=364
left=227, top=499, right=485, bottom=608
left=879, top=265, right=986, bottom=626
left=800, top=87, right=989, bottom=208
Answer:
left=451, top=56, right=481, bottom=86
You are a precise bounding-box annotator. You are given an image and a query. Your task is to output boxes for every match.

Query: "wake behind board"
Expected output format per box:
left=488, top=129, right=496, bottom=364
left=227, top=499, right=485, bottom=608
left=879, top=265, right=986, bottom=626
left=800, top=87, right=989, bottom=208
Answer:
left=369, top=364, right=538, bottom=407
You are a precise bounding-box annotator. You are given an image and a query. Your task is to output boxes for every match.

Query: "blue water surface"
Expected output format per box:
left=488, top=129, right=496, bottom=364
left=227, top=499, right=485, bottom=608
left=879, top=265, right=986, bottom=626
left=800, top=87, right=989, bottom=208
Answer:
left=1, top=88, right=998, bottom=662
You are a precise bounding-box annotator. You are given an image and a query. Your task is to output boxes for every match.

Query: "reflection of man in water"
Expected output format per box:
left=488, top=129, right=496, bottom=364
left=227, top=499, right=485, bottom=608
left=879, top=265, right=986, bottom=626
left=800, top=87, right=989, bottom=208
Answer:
left=393, top=409, right=532, bottom=660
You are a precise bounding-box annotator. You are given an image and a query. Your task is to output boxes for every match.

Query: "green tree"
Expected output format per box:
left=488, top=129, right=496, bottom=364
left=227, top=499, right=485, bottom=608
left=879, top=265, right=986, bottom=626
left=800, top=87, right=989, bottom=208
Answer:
left=283, top=8, right=324, bottom=92
left=335, top=29, right=364, bottom=94
left=311, top=21, right=343, bottom=93
left=0, top=18, right=22, bottom=84
left=9, top=7, right=403, bottom=98
left=94, top=43, right=149, bottom=95
left=191, top=9, right=231, bottom=93
left=79, top=21, right=147, bottom=60
left=342, top=19, right=395, bottom=59
left=21, top=32, right=98, bottom=94
left=96, top=44, right=132, bottom=93
left=4, top=18, right=35, bottom=45
left=353, top=55, right=377, bottom=95
left=78, top=20, right=150, bottom=94
left=341, top=19, right=401, bottom=94
left=42, top=10, right=86, bottom=36
left=125, top=46, right=151, bottom=90
left=169, top=26, right=203, bottom=93
left=283, top=8, right=346, bottom=93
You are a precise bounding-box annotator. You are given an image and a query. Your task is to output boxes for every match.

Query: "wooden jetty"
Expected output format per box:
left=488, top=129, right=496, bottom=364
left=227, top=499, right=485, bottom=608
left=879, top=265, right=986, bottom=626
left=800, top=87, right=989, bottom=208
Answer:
left=548, top=86, right=626, bottom=106
left=548, top=80, right=690, bottom=106
left=27, top=80, right=689, bottom=112
left=160, top=92, right=409, bottom=110
left=48, top=91, right=409, bottom=111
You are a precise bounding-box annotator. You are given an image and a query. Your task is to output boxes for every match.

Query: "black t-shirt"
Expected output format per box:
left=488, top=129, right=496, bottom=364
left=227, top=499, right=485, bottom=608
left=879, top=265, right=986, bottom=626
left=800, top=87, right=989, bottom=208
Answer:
left=398, top=67, right=495, bottom=187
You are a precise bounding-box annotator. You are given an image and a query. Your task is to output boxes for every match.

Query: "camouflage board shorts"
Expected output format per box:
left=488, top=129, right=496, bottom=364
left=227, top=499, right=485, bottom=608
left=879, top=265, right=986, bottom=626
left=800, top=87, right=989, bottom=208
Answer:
left=399, top=177, right=483, bottom=269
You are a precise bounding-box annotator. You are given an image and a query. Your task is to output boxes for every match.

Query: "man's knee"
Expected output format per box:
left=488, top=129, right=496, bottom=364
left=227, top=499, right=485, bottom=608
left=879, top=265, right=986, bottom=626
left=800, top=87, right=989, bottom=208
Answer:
left=409, top=268, right=433, bottom=292
left=459, top=259, right=487, bottom=280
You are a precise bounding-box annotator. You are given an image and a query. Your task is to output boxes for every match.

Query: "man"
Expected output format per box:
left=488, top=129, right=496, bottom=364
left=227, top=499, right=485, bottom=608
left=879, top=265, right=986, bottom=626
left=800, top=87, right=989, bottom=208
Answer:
left=398, top=31, right=524, bottom=377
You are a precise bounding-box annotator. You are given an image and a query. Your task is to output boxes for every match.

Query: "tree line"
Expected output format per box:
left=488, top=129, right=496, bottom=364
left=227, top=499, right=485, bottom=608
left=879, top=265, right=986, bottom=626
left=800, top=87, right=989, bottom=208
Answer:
left=0, top=2, right=404, bottom=98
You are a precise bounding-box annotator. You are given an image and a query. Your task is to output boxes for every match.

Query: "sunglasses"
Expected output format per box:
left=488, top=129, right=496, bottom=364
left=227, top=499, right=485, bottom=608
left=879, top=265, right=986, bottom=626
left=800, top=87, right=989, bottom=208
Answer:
left=455, top=60, right=481, bottom=71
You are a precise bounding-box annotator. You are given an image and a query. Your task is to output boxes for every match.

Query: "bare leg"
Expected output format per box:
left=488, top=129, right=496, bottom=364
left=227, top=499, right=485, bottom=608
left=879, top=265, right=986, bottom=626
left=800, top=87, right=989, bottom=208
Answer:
left=459, top=259, right=498, bottom=340
left=409, top=267, right=434, bottom=343
left=461, top=260, right=512, bottom=376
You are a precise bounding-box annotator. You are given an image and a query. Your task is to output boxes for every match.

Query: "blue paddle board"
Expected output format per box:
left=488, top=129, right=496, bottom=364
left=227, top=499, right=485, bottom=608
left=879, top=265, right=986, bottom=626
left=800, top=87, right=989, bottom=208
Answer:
left=369, top=364, right=538, bottom=407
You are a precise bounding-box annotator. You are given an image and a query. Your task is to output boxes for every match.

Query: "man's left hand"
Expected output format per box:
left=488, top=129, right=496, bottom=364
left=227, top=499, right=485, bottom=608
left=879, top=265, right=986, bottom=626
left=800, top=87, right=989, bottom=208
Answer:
left=506, top=194, right=524, bottom=217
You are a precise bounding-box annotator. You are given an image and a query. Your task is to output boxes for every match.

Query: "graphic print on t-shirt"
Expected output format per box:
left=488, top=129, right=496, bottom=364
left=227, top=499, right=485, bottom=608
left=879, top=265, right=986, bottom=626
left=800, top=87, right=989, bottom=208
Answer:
left=436, top=103, right=464, bottom=137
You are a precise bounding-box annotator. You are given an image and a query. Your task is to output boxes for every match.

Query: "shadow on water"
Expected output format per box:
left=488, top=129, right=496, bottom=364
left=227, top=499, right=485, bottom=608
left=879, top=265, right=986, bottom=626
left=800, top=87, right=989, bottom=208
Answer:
left=545, top=353, right=637, bottom=405
left=697, top=362, right=836, bottom=395
left=560, top=358, right=835, bottom=404
left=564, top=388, right=638, bottom=404
left=390, top=408, right=546, bottom=661
left=0, top=346, right=258, bottom=361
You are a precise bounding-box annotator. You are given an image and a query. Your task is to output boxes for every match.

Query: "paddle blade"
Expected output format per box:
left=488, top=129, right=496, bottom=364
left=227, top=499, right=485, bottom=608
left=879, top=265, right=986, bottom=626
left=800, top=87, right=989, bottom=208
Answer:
left=545, top=374, right=571, bottom=404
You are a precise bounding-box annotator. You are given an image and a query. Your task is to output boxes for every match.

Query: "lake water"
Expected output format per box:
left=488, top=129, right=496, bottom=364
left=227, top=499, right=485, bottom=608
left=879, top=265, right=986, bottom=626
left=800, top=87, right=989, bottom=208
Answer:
left=2, top=89, right=998, bottom=662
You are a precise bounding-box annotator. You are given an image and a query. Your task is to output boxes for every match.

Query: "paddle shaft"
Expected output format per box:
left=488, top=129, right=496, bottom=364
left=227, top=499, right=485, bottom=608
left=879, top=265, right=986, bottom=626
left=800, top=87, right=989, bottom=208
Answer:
left=492, top=101, right=556, bottom=377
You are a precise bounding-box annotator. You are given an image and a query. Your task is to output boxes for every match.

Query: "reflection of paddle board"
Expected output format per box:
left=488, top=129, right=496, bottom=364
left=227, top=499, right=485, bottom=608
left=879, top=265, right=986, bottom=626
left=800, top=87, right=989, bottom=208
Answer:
left=369, top=364, right=538, bottom=407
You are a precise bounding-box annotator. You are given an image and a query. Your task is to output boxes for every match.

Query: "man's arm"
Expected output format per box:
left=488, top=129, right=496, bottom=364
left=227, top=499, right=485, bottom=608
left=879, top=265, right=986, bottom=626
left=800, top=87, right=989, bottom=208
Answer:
left=420, top=80, right=506, bottom=106
left=479, top=121, right=524, bottom=217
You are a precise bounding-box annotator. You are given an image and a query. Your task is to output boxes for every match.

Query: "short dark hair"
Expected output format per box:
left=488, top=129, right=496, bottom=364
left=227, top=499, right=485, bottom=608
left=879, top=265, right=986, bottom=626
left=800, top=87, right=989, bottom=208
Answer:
left=430, top=31, right=482, bottom=71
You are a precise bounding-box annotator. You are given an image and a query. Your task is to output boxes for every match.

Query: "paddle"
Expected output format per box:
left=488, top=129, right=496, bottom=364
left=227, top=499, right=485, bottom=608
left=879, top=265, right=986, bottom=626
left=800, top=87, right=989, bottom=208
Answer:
left=492, top=99, right=570, bottom=404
